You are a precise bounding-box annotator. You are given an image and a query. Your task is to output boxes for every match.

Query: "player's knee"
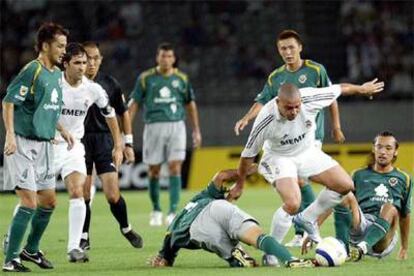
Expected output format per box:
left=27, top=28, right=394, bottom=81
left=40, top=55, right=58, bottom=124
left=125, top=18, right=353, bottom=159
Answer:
left=380, top=203, right=399, bottom=219
left=284, top=200, right=300, bottom=215
left=149, top=168, right=161, bottom=178
left=69, top=186, right=84, bottom=199
left=336, top=179, right=354, bottom=195
left=105, top=191, right=120, bottom=204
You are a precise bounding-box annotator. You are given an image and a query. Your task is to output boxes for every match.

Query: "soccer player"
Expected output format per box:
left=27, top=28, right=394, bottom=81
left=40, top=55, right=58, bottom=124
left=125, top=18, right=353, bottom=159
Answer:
left=129, top=42, right=202, bottom=226
left=228, top=80, right=384, bottom=249
left=79, top=41, right=142, bottom=251
left=2, top=22, right=71, bottom=272
left=234, top=30, right=345, bottom=248
left=55, top=43, right=124, bottom=262
left=149, top=165, right=315, bottom=268
left=331, top=131, right=411, bottom=261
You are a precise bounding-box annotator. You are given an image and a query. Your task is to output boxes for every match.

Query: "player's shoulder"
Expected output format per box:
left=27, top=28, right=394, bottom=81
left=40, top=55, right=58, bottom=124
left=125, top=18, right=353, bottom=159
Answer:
left=351, top=167, right=370, bottom=178
left=304, top=59, right=327, bottom=74
left=267, top=65, right=285, bottom=86
left=173, top=68, right=189, bottom=83
left=394, top=168, right=412, bottom=187
left=139, top=67, right=157, bottom=80
left=83, top=76, right=105, bottom=93
left=19, top=60, right=42, bottom=75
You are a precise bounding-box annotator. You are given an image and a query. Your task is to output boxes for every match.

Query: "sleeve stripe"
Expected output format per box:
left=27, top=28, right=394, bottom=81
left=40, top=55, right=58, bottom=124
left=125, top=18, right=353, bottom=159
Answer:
left=396, top=168, right=411, bottom=190
left=246, top=115, right=274, bottom=149
left=301, top=93, right=335, bottom=101
left=30, top=61, right=42, bottom=94
left=302, top=94, right=335, bottom=104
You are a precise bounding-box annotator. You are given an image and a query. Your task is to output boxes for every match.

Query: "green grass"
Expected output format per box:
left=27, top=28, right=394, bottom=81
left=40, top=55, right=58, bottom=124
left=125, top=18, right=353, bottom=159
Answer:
left=1, top=187, right=413, bottom=275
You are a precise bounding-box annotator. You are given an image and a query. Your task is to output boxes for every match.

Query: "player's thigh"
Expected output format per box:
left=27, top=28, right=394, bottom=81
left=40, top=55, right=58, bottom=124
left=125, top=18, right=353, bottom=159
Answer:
left=258, top=153, right=298, bottom=186
left=310, top=165, right=353, bottom=194
left=37, top=188, right=57, bottom=208
left=90, top=133, right=117, bottom=175
left=143, top=123, right=167, bottom=165
left=274, top=177, right=301, bottom=211
left=166, top=121, right=186, bottom=163
left=35, top=141, right=56, bottom=191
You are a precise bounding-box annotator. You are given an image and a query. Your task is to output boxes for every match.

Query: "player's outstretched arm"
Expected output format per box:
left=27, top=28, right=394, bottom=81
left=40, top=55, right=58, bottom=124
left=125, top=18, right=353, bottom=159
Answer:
left=339, top=78, right=384, bottom=97
left=398, top=214, right=410, bottom=260
left=127, top=99, right=139, bottom=125
left=226, top=157, right=256, bottom=201
left=2, top=101, right=17, bottom=155
left=234, top=102, right=263, bottom=136
left=213, top=164, right=258, bottom=190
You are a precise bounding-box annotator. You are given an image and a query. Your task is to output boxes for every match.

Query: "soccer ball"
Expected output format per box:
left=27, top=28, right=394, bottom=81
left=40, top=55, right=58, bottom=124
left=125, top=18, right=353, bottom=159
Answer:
left=315, top=237, right=347, bottom=267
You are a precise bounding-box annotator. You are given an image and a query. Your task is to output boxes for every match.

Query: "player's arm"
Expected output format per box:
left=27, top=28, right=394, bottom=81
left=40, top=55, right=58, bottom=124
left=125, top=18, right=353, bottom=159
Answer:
left=339, top=78, right=384, bottom=96
left=212, top=164, right=258, bottom=191
left=120, top=110, right=135, bottom=164
left=185, top=101, right=202, bottom=148
left=2, top=101, right=16, bottom=155
left=128, top=74, right=145, bottom=125
left=329, top=100, right=345, bottom=143
left=55, top=122, right=75, bottom=150
left=234, top=102, right=263, bottom=136
left=399, top=215, right=410, bottom=260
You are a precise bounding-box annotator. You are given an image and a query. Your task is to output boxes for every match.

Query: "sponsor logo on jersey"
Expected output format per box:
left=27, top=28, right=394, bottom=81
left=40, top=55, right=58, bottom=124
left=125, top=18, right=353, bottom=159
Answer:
left=280, top=133, right=306, bottom=145
left=371, top=183, right=393, bottom=204
left=388, top=177, right=398, bottom=186
left=299, top=74, right=307, bottom=84
left=154, top=86, right=176, bottom=103
left=19, top=85, right=28, bottom=96
left=61, top=108, right=86, bottom=116
left=51, top=88, right=59, bottom=103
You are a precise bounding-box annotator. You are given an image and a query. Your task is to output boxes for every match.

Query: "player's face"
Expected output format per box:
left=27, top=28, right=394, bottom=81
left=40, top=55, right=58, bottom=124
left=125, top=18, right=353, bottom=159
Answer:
left=65, top=54, right=88, bottom=81
left=46, top=34, right=67, bottom=65
left=277, top=97, right=302, bottom=121
left=156, top=50, right=175, bottom=71
left=373, top=136, right=398, bottom=167
left=85, top=46, right=102, bottom=78
left=277, top=38, right=302, bottom=66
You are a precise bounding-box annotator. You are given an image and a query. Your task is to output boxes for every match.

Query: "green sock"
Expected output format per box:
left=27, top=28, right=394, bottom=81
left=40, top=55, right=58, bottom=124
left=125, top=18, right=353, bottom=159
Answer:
left=257, top=234, right=293, bottom=264
left=364, top=217, right=390, bottom=248
left=294, top=184, right=316, bottom=235
left=333, top=205, right=351, bottom=253
left=169, top=176, right=181, bottom=214
left=25, top=207, right=54, bottom=254
left=149, top=178, right=161, bottom=211
left=6, top=206, right=35, bottom=262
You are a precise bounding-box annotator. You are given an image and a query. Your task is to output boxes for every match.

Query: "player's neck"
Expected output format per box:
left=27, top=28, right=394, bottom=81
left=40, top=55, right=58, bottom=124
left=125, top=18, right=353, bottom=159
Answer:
left=286, top=59, right=303, bottom=72
left=64, top=72, right=82, bottom=87
left=373, top=163, right=394, bottom=173
left=156, top=66, right=174, bottom=76
left=37, top=54, right=55, bottom=71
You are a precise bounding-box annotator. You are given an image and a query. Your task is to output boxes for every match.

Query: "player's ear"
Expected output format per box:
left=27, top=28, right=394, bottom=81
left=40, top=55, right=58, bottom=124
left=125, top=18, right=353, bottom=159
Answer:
left=394, top=150, right=398, bottom=157
left=42, top=41, right=49, bottom=52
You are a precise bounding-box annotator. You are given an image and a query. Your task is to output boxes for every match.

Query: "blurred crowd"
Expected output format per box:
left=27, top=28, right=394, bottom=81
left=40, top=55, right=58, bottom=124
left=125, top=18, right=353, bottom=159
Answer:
left=1, top=0, right=413, bottom=103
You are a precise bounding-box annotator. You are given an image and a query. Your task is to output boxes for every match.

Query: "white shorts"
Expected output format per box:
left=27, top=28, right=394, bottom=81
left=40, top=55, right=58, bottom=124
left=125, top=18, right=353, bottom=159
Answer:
left=54, top=141, right=86, bottom=179
left=258, top=145, right=338, bottom=184
left=3, top=135, right=55, bottom=191
left=143, top=121, right=186, bottom=165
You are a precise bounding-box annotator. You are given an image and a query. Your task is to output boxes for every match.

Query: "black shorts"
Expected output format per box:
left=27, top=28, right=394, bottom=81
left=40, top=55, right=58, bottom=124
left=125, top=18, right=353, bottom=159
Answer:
left=82, top=132, right=116, bottom=175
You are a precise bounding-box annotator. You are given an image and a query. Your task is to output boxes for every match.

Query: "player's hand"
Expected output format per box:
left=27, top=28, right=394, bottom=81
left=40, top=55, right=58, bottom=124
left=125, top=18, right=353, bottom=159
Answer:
left=60, top=128, right=75, bottom=150
left=123, top=146, right=135, bottom=164
left=234, top=118, right=249, bottom=136
left=192, top=130, right=202, bottom=149
left=397, top=247, right=408, bottom=260
left=226, top=181, right=244, bottom=202
left=4, top=132, right=17, bottom=156
left=147, top=255, right=171, bottom=267
left=360, top=78, right=384, bottom=96
left=331, top=128, right=345, bottom=143
left=301, top=236, right=314, bottom=255
left=112, top=146, right=124, bottom=170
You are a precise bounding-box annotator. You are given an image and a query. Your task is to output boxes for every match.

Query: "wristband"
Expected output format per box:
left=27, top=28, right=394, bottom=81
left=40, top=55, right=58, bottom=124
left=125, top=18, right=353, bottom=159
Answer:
left=124, top=134, right=133, bottom=144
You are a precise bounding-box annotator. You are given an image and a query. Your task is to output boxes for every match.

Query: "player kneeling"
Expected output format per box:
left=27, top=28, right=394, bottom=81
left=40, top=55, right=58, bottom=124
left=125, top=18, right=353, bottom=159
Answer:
left=149, top=165, right=315, bottom=268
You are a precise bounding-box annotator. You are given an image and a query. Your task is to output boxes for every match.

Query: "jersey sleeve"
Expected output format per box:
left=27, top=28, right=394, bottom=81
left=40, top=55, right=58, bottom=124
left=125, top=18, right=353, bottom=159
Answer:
left=401, top=175, right=413, bottom=217
left=184, top=81, right=196, bottom=104
left=255, top=82, right=275, bottom=105
left=241, top=109, right=273, bottom=158
left=3, top=61, right=41, bottom=105
left=301, top=85, right=341, bottom=115
left=91, top=82, right=110, bottom=108
left=130, top=74, right=145, bottom=104
left=108, top=76, right=127, bottom=115
left=318, top=64, right=332, bottom=88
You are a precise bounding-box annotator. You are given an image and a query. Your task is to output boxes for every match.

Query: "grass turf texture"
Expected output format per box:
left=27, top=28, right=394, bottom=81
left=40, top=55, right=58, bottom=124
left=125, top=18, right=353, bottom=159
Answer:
left=1, top=186, right=413, bottom=275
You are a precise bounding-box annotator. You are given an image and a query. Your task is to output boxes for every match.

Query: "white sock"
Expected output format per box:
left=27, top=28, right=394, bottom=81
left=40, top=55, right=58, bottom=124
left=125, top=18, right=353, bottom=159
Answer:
left=270, top=207, right=293, bottom=243
left=68, top=198, right=86, bottom=252
left=301, top=188, right=343, bottom=222
left=89, top=184, right=96, bottom=205
left=81, top=232, right=88, bottom=240
left=121, top=224, right=132, bottom=234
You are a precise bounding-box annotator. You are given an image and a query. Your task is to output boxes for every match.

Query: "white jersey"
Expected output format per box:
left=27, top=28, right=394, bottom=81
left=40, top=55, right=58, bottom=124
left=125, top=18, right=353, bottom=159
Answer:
left=56, top=75, right=111, bottom=142
left=241, top=85, right=342, bottom=157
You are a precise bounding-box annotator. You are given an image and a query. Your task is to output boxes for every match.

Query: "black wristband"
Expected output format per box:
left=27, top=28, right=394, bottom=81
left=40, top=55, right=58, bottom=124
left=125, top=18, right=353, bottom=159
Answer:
left=125, top=143, right=133, bottom=148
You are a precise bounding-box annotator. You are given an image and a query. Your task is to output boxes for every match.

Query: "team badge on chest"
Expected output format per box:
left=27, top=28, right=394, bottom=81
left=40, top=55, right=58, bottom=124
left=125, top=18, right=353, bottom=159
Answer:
left=388, top=177, right=398, bottom=187
left=299, top=74, right=307, bottom=84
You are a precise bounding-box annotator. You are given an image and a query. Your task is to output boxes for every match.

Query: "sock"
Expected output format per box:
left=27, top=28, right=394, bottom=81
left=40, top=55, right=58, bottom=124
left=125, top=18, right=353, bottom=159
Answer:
left=25, top=207, right=54, bottom=254
left=4, top=204, right=21, bottom=246
left=149, top=177, right=161, bottom=211
left=333, top=205, right=352, bottom=253
left=257, top=234, right=293, bottom=264
left=270, top=207, right=293, bottom=243
left=82, top=199, right=91, bottom=237
left=301, top=188, right=343, bottom=222
left=169, top=176, right=181, bottom=214
left=5, top=206, right=35, bottom=262
left=294, top=184, right=316, bottom=235
left=364, top=217, right=390, bottom=249
left=109, top=196, right=129, bottom=229
left=68, top=198, right=86, bottom=252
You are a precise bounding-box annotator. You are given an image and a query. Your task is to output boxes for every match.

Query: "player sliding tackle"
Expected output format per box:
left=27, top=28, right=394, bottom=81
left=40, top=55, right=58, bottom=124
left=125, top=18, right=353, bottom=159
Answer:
left=149, top=165, right=315, bottom=268
left=228, top=79, right=384, bottom=252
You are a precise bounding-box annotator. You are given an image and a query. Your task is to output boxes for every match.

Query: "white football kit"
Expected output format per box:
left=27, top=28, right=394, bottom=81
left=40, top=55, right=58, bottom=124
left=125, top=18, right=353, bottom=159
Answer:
left=241, top=85, right=342, bottom=184
left=54, top=75, right=115, bottom=179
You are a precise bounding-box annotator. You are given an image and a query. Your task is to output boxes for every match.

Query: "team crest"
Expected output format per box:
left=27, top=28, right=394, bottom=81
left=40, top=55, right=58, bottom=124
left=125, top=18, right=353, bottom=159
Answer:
left=305, top=120, right=312, bottom=128
left=388, top=177, right=398, bottom=186
left=172, top=80, right=180, bottom=88
left=19, top=85, right=28, bottom=96
left=298, top=74, right=307, bottom=84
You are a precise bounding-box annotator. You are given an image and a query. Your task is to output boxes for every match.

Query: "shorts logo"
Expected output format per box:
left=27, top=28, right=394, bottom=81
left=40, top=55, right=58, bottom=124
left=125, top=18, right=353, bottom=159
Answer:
left=298, top=74, right=307, bottom=84
left=388, top=177, right=398, bottom=186
left=19, top=85, right=28, bottom=96
left=261, top=161, right=272, bottom=175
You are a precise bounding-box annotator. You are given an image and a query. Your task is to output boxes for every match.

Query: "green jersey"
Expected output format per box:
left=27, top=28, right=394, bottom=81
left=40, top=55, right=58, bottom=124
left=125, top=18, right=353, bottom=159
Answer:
left=352, top=167, right=413, bottom=217
left=167, top=182, right=226, bottom=247
left=3, top=60, right=63, bottom=140
left=131, top=67, right=195, bottom=124
left=255, top=59, right=331, bottom=141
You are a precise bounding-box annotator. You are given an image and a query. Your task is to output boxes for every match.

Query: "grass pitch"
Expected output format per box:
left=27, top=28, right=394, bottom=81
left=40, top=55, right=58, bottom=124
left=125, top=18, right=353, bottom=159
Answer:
left=1, top=187, right=413, bottom=275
